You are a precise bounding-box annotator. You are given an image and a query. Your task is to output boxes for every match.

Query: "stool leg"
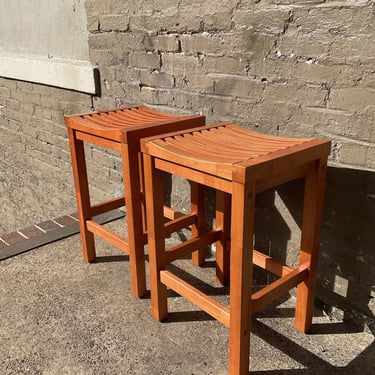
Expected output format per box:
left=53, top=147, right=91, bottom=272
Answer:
left=191, top=182, right=206, bottom=266
left=229, top=182, right=255, bottom=375
left=295, top=159, right=328, bottom=333
left=216, top=190, right=231, bottom=285
left=138, top=152, right=148, bottom=233
left=67, top=128, right=96, bottom=262
left=122, top=144, right=147, bottom=298
left=143, top=153, right=168, bottom=320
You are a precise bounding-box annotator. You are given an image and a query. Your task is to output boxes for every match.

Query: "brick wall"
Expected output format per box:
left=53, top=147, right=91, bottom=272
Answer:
left=1, top=0, right=375, bottom=327
left=0, top=79, right=82, bottom=231
left=86, top=0, right=375, bottom=170
left=0, top=79, right=124, bottom=234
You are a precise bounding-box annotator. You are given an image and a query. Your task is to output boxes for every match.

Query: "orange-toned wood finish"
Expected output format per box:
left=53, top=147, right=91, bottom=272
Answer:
left=64, top=106, right=205, bottom=297
left=141, top=123, right=330, bottom=374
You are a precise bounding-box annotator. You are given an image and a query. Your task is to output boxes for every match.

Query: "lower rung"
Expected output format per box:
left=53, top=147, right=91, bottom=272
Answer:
left=253, top=249, right=294, bottom=277
left=87, top=220, right=129, bottom=254
left=251, top=264, right=309, bottom=313
left=163, top=206, right=185, bottom=220
left=160, top=270, right=230, bottom=327
left=165, top=230, right=222, bottom=263
left=90, top=196, right=125, bottom=217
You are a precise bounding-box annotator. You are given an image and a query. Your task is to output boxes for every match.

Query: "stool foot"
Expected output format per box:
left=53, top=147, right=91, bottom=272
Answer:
left=81, top=229, right=96, bottom=263
left=129, top=246, right=147, bottom=298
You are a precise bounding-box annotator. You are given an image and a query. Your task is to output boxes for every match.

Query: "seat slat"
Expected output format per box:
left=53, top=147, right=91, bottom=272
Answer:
left=101, top=110, right=171, bottom=124
left=199, top=127, right=302, bottom=151
left=66, top=106, right=205, bottom=138
left=179, top=133, right=261, bottom=158
left=191, top=130, right=281, bottom=153
left=165, top=135, right=247, bottom=162
left=225, top=124, right=312, bottom=143
left=150, top=143, right=234, bottom=182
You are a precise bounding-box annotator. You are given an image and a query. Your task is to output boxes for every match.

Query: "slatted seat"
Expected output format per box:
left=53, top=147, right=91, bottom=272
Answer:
left=64, top=106, right=205, bottom=297
left=141, top=123, right=331, bottom=374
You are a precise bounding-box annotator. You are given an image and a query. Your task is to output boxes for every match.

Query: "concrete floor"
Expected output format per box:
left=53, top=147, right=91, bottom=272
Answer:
left=1, top=219, right=374, bottom=374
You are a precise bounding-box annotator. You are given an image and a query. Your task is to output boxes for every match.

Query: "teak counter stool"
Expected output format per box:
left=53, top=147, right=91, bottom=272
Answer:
left=64, top=106, right=205, bottom=298
left=141, top=123, right=331, bottom=374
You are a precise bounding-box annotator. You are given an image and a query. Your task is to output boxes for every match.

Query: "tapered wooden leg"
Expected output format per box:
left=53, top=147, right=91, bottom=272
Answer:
left=229, top=181, right=255, bottom=375
left=122, top=144, right=147, bottom=298
left=191, top=181, right=206, bottom=266
left=143, top=153, right=168, bottom=320
left=138, top=152, right=148, bottom=233
left=216, top=190, right=231, bottom=285
left=295, top=159, right=328, bottom=333
left=67, top=128, right=96, bottom=262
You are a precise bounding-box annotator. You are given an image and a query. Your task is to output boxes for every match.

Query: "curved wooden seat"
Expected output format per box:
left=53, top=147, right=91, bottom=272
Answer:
left=142, top=123, right=325, bottom=182
left=141, top=123, right=331, bottom=374
left=65, top=105, right=205, bottom=144
left=64, top=106, right=205, bottom=298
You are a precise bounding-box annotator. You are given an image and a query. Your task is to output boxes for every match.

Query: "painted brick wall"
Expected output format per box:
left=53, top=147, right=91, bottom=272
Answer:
left=0, top=79, right=124, bottom=233
left=0, top=0, right=374, bottom=327
left=0, top=80, right=84, bottom=231
left=86, top=0, right=375, bottom=170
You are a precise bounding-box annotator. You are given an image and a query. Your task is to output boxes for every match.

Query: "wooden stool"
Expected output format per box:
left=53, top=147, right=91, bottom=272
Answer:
left=141, top=123, right=330, bottom=374
left=64, top=106, right=205, bottom=297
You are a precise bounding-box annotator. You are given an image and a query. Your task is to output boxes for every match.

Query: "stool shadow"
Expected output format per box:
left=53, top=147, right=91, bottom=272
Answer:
left=167, top=263, right=230, bottom=297
left=249, top=319, right=375, bottom=374
left=163, top=263, right=367, bottom=335
left=273, top=167, right=375, bottom=334
left=156, top=263, right=373, bottom=372
left=93, top=254, right=129, bottom=263
left=164, top=310, right=216, bottom=323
